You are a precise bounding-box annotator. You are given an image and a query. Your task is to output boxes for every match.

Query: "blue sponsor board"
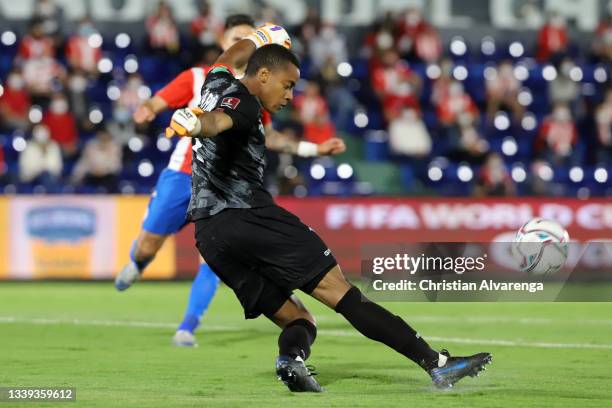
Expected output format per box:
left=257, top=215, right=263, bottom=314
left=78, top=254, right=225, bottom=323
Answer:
left=27, top=207, right=96, bottom=243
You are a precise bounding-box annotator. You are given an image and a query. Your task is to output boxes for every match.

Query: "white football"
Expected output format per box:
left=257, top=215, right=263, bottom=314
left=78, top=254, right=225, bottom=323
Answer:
left=511, top=218, right=570, bottom=276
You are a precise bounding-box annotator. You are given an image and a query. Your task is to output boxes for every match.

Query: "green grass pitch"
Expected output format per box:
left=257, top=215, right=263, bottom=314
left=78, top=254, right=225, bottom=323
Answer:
left=1, top=282, right=611, bottom=407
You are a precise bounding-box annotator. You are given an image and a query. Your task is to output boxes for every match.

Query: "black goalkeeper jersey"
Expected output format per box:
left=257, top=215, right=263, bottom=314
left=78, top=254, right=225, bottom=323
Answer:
left=188, top=65, right=274, bottom=220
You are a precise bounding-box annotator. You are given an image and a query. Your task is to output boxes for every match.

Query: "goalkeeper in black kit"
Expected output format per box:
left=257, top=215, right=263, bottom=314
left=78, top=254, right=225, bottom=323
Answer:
left=166, top=23, right=492, bottom=392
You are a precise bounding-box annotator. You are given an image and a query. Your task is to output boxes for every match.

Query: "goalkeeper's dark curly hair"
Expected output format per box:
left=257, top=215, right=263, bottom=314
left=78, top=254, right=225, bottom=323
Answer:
left=245, top=44, right=300, bottom=77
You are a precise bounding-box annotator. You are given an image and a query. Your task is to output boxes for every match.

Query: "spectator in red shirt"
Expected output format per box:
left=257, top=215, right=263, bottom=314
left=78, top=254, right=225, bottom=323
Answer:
left=146, top=1, right=180, bottom=55
left=65, top=17, right=102, bottom=76
left=17, top=18, right=54, bottom=62
left=475, top=153, right=516, bottom=196
left=22, top=55, right=66, bottom=105
left=396, top=8, right=442, bottom=63
left=536, top=12, right=568, bottom=62
left=536, top=103, right=577, bottom=163
left=371, top=48, right=422, bottom=122
left=293, top=81, right=335, bottom=144
left=42, top=93, right=78, bottom=157
left=361, top=12, right=397, bottom=73
left=18, top=19, right=64, bottom=105
left=430, top=58, right=453, bottom=108
left=0, top=68, right=31, bottom=130
left=437, top=81, right=488, bottom=159
left=190, top=0, right=223, bottom=48
left=437, top=81, right=479, bottom=127
left=591, top=11, right=612, bottom=62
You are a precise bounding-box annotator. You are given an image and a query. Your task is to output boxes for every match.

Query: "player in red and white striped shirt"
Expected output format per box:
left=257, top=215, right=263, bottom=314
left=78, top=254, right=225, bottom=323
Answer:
left=115, top=16, right=345, bottom=347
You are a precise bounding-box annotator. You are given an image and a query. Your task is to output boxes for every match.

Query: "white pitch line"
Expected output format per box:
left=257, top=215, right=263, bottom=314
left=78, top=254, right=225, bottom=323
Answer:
left=315, top=315, right=612, bottom=326
left=0, top=316, right=236, bottom=331
left=1, top=316, right=612, bottom=350
left=317, top=330, right=612, bottom=350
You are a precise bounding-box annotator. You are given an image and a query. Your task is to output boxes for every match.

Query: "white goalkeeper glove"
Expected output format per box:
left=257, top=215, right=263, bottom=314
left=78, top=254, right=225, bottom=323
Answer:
left=166, top=107, right=204, bottom=137
left=246, top=23, right=292, bottom=49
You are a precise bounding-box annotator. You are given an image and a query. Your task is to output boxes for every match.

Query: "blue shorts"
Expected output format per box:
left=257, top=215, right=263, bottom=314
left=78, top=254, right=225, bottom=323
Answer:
left=142, top=169, right=192, bottom=235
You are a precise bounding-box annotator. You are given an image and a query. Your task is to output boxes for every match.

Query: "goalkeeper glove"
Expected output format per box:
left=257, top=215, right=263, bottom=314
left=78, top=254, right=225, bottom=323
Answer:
left=166, top=107, right=204, bottom=138
left=246, top=23, right=292, bottom=49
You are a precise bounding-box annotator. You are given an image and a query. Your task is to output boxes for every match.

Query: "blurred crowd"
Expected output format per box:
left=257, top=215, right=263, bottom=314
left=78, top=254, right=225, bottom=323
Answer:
left=0, top=0, right=610, bottom=197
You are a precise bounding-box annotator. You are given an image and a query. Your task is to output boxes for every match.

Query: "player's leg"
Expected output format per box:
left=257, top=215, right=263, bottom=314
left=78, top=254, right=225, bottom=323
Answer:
left=132, top=230, right=167, bottom=269
left=307, top=265, right=492, bottom=388
left=115, top=169, right=191, bottom=291
left=194, top=212, right=322, bottom=391
left=115, top=230, right=168, bottom=291
left=309, top=265, right=440, bottom=368
left=173, top=254, right=221, bottom=346
left=238, top=204, right=491, bottom=388
left=268, top=295, right=316, bottom=359
left=267, top=296, right=322, bottom=392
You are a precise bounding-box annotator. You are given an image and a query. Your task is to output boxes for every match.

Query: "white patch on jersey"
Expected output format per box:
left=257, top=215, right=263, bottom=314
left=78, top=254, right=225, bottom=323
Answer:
left=200, top=90, right=220, bottom=112
left=167, top=137, right=192, bottom=172
left=189, top=68, right=205, bottom=108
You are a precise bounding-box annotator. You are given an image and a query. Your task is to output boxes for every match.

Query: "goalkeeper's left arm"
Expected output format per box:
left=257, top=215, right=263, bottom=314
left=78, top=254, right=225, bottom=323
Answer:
left=215, top=23, right=292, bottom=75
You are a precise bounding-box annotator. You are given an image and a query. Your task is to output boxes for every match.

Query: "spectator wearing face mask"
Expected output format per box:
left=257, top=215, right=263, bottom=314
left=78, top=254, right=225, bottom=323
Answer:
left=22, top=56, right=66, bottom=104
left=71, top=127, right=122, bottom=193
left=309, top=23, right=348, bottom=72
left=146, top=1, right=180, bottom=55
left=536, top=11, right=569, bottom=63
left=485, top=59, right=524, bottom=123
left=42, top=93, right=78, bottom=157
left=114, top=73, right=145, bottom=126
left=19, top=124, right=63, bottom=189
left=293, top=81, right=335, bottom=144
left=0, top=69, right=31, bottom=130
left=190, top=0, right=223, bottom=48
left=549, top=57, right=580, bottom=107
left=431, top=58, right=454, bottom=108
left=475, top=153, right=516, bottom=196
left=66, top=70, right=90, bottom=123
left=65, top=17, right=103, bottom=75
left=371, top=48, right=422, bottom=122
left=536, top=103, right=578, bottom=164
left=388, top=108, right=432, bottom=159
left=592, top=9, right=612, bottom=62
left=437, top=81, right=479, bottom=128
left=395, top=7, right=442, bottom=63
left=595, top=88, right=612, bottom=163
left=437, top=81, right=488, bottom=160
left=17, top=18, right=55, bottom=62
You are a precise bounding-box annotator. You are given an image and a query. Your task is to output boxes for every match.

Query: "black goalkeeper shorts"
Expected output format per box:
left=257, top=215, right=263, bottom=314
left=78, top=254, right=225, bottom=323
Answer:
left=194, top=205, right=337, bottom=319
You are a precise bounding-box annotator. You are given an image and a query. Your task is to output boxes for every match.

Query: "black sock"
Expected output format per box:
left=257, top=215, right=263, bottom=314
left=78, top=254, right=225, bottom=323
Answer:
left=278, top=318, right=317, bottom=360
left=335, top=286, right=438, bottom=370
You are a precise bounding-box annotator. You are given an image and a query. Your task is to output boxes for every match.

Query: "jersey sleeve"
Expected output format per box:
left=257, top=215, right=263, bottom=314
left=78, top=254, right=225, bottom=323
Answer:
left=262, top=110, right=272, bottom=126
left=156, top=69, right=195, bottom=108
left=201, top=65, right=261, bottom=132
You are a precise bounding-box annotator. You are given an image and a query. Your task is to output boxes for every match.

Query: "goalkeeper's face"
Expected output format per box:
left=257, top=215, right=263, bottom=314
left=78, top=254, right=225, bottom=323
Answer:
left=221, top=24, right=255, bottom=51
left=258, top=64, right=299, bottom=113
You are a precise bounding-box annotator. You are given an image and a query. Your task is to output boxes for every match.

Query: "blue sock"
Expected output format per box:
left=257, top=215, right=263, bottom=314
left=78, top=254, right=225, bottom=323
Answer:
left=178, top=263, right=220, bottom=333
left=130, top=240, right=153, bottom=272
